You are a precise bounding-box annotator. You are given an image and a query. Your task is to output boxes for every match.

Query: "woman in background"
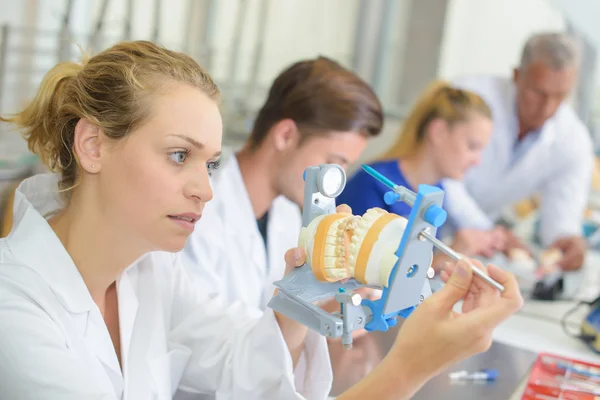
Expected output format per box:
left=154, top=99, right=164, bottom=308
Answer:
left=337, top=81, right=506, bottom=259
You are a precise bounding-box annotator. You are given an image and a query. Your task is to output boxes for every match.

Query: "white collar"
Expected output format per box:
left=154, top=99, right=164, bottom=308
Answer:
left=6, top=173, right=97, bottom=313
left=218, top=154, right=261, bottom=227
left=505, top=79, right=558, bottom=145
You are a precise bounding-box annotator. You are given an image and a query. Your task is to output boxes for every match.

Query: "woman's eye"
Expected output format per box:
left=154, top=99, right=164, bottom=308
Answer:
left=169, top=150, right=189, bottom=164
left=207, top=159, right=221, bottom=176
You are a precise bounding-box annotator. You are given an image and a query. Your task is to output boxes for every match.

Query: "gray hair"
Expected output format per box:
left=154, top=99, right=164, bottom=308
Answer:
left=519, top=32, right=581, bottom=70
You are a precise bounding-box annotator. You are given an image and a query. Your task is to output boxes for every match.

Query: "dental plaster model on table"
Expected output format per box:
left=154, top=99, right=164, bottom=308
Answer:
left=508, top=247, right=566, bottom=298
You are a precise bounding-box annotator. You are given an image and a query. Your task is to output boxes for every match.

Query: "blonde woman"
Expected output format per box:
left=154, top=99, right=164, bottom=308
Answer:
left=338, top=81, right=507, bottom=259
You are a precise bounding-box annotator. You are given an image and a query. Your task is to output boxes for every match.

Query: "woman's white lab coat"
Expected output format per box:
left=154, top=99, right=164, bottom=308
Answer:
left=0, top=173, right=332, bottom=399
left=443, top=75, right=594, bottom=247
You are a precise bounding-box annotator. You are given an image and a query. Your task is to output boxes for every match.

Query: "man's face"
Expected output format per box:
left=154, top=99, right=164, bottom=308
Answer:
left=276, top=132, right=368, bottom=207
left=514, top=61, right=577, bottom=131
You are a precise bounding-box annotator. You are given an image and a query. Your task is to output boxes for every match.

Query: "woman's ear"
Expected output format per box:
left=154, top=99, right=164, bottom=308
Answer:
left=73, top=118, right=103, bottom=174
left=270, top=119, right=301, bottom=152
left=425, top=118, right=450, bottom=145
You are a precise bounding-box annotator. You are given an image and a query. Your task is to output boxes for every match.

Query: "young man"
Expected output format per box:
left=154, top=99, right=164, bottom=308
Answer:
left=181, top=56, right=384, bottom=392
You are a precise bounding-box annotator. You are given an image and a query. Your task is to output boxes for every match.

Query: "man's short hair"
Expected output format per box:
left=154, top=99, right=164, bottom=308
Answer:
left=519, top=32, right=582, bottom=70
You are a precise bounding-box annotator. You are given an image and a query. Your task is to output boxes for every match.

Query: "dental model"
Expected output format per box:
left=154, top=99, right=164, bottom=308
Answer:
left=508, top=248, right=536, bottom=272
left=298, top=207, right=408, bottom=287
left=508, top=247, right=563, bottom=280
left=539, top=248, right=563, bottom=273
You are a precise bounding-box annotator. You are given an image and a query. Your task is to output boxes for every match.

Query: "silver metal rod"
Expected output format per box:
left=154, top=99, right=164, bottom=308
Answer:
left=227, top=0, right=249, bottom=109
left=152, top=0, right=162, bottom=42
left=350, top=0, right=368, bottom=72
left=91, top=0, right=111, bottom=52
left=371, top=0, right=395, bottom=95
left=245, top=0, right=270, bottom=105
left=57, top=0, right=75, bottom=61
left=123, top=0, right=133, bottom=40
left=419, top=230, right=505, bottom=292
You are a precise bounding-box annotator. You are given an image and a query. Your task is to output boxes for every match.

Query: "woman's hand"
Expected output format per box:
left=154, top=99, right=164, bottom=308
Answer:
left=275, top=203, right=355, bottom=366
left=388, top=258, right=523, bottom=395
left=337, top=259, right=523, bottom=400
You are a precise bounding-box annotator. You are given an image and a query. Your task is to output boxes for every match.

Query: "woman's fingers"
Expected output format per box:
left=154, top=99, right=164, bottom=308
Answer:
left=284, top=247, right=306, bottom=273
left=336, top=204, right=352, bottom=214
left=439, top=259, right=502, bottom=312
left=424, top=260, right=474, bottom=314
left=462, top=266, right=523, bottom=329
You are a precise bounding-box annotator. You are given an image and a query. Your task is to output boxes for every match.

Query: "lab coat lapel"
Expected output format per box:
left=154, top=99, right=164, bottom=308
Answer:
left=263, top=195, right=304, bottom=309
left=501, top=118, right=558, bottom=188
left=484, top=80, right=556, bottom=191
left=495, top=80, right=520, bottom=173
left=265, top=198, right=301, bottom=289
left=8, top=190, right=97, bottom=315
left=7, top=181, right=125, bottom=397
left=221, top=156, right=268, bottom=281
left=88, top=270, right=140, bottom=389
left=266, top=201, right=285, bottom=279
left=85, top=311, right=124, bottom=395
left=117, top=269, right=139, bottom=389
left=265, top=200, right=286, bottom=305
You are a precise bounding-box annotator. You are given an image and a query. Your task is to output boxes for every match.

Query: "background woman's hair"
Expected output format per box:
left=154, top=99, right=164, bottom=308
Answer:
left=381, top=80, right=491, bottom=160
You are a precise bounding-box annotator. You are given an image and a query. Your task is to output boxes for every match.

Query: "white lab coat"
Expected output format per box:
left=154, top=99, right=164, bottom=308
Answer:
left=443, top=75, right=594, bottom=246
left=182, top=154, right=303, bottom=310
left=0, top=173, right=332, bottom=400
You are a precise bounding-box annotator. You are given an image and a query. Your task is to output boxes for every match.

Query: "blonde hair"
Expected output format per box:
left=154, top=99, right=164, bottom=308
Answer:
left=381, top=80, right=491, bottom=160
left=1, top=40, right=220, bottom=193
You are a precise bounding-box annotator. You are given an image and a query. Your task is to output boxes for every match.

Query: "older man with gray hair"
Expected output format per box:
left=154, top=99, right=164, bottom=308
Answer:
left=443, top=32, right=594, bottom=271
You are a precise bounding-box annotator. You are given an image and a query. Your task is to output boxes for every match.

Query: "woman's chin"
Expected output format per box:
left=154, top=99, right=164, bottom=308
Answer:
left=154, top=237, right=188, bottom=254
left=448, top=170, right=466, bottom=181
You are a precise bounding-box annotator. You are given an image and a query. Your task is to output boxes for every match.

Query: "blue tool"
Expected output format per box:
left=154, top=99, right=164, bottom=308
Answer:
left=363, top=165, right=504, bottom=292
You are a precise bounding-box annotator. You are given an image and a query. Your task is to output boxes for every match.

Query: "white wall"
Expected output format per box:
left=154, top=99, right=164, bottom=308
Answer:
left=438, top=0, right=566, bottom=80
left=437, top=0, right=600, bottom=135
left=547, top=0, right=600, bottom=131
left=547, top=0, right=600, bottom=46
left=0, top=0, right=361, bottom=113
left=2, top=0, right=595, bottom=162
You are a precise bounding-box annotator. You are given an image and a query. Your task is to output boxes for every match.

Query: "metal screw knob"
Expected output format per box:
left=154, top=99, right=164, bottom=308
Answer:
left=350, top=293, right=362, bottom=306
left=427, top=267, right=435, bottom=279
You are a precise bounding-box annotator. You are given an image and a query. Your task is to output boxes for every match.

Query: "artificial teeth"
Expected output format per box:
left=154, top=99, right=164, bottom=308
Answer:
left=300, top=208, right=408, bottom=287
